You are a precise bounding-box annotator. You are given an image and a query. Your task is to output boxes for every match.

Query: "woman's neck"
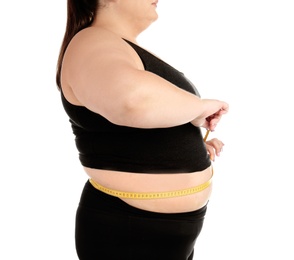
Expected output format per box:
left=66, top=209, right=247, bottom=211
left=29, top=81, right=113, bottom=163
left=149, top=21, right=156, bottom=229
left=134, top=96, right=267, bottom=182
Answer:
left=92, top=8, right=152, bottom=43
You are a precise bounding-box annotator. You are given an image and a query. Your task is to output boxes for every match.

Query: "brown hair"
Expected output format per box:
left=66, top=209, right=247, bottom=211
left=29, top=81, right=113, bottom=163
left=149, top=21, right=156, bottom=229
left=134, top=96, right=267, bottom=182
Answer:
left=56, top=0, right=100, bottom=89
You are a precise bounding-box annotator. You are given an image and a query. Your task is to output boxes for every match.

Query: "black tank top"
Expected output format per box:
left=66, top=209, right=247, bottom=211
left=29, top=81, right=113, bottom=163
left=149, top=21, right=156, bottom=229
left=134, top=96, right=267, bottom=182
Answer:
left=61, top=40, right=211, bottom=173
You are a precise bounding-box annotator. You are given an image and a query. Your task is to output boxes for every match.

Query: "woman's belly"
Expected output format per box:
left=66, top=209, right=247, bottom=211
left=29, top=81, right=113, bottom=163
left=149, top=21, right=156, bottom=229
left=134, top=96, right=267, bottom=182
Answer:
left=84, top=166, right=213, bottom=213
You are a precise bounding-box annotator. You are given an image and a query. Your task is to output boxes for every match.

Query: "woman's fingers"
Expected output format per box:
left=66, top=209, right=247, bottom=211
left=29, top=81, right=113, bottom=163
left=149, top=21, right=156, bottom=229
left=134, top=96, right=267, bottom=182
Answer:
left=205, top=138, right=224, bottom=161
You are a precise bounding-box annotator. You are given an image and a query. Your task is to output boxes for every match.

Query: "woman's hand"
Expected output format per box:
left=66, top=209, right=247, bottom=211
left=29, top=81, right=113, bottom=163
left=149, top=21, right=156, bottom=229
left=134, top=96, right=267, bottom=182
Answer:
left=191, top=100, right=229, bottom=131
left=205, top=138, right=224, bottom=161
left=203, top=107, right=228, bottom=131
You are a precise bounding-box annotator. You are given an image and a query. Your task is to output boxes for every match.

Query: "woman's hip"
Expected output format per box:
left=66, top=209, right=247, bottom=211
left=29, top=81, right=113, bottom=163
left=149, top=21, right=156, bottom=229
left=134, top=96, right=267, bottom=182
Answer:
left=75, top=181, right=207, bottom=259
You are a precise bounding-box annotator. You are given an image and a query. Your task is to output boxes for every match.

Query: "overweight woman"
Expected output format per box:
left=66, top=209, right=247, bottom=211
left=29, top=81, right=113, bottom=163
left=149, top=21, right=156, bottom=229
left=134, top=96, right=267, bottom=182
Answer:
left=56, top=1, right=229, bottom=259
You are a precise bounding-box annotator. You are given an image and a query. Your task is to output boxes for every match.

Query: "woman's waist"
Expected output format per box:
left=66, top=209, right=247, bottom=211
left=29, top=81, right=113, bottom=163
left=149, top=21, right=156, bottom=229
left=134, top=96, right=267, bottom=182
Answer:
left=84, top=166, right=213, bottom=193
left=84, top=166, right=213, bottom=213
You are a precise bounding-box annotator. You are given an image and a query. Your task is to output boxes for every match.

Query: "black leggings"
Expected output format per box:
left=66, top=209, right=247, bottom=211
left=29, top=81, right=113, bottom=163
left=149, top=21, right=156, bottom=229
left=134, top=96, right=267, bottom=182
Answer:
left=75, top=181, right=207, bottom=260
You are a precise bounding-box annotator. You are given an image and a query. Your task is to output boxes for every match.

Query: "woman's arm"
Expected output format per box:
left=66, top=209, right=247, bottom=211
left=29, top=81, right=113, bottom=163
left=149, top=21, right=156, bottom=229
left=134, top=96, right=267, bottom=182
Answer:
left=64, top=32, right=228, bottom=129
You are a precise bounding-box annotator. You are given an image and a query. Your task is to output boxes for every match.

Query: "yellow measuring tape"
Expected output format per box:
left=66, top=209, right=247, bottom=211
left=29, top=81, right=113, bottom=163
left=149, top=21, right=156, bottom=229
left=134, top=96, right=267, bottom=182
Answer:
left=89, top=130, right=213, bottom=200
left=203, top=129, right=210, bottom=142
left=89, top=170, right=213, bottom=200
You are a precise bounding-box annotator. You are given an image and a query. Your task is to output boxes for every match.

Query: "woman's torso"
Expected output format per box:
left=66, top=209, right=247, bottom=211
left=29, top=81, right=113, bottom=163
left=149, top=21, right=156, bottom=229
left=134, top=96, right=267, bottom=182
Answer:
left=61, top=28, right=212, bottom=213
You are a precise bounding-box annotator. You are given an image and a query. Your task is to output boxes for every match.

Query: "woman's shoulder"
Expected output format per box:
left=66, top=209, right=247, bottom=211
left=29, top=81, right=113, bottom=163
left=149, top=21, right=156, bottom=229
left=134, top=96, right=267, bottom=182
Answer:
left=62, top=27, right=144, bottom=85
left=65, top=27, right=141, bottom=68
left=69, top=27, right=127, bottom=53
left=73, top=27, right=145, bottom=70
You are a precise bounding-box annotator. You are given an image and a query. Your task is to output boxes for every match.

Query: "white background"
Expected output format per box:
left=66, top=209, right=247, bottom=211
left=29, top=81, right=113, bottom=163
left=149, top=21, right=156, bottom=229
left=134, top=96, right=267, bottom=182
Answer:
left=1, top=0, right=294, bottom=259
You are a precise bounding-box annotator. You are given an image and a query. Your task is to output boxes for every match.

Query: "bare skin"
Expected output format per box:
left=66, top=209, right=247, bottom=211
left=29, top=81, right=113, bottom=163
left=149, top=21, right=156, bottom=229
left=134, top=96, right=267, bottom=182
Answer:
left=61, top=0, right=228, bottom=213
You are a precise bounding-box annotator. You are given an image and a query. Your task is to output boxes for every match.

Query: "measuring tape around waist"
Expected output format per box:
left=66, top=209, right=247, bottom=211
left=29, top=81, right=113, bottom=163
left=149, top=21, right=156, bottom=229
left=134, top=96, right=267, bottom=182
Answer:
left=89, top=169, right=213, bottom=200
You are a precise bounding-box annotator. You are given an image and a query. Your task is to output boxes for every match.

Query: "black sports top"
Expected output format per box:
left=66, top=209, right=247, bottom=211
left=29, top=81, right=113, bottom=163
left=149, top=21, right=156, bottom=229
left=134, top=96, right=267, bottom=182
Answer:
left=61, top=39, right=211, bottom=173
